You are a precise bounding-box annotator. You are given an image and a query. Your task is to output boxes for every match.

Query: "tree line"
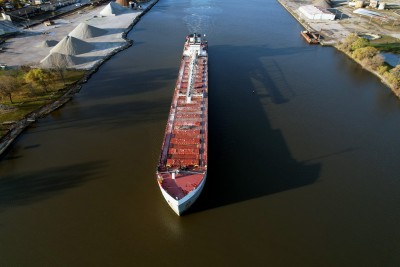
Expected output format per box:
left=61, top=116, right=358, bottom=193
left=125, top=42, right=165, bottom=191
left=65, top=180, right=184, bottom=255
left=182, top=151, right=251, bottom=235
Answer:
left=0, top=67, right=66, bottom=104
left=338, top=33, right=400, bottom=91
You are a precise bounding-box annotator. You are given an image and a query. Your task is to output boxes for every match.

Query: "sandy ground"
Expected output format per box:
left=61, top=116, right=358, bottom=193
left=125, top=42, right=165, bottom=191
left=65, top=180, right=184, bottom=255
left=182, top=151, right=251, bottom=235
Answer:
left=277, top=0, right=400, bottom=44
left=0, top=1, right=156, bottom=69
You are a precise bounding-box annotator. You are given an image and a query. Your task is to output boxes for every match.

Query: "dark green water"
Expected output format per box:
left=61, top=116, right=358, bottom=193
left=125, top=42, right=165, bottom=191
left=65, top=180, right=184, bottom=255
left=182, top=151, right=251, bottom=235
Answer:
left=1, top=0, right=399, bottom=266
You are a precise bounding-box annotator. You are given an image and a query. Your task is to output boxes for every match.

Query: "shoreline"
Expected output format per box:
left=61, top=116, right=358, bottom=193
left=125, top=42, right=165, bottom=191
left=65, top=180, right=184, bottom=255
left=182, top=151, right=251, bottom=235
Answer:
left=335, top=46, right=400, bottom=97
left=276, top=0, right=346, bottom=46
left=0, top=0, right=159, bottom=157
left=276, top=0, right=399, bottom=96
left=1, top=0, right=398, bottom=157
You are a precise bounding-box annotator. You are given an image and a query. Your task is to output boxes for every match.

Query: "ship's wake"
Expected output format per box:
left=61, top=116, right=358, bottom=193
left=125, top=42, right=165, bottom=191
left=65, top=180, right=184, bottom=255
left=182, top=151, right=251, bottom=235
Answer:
left=184, top=13, right=212, bottom=34
left=183, top=1, right=221, bottom=35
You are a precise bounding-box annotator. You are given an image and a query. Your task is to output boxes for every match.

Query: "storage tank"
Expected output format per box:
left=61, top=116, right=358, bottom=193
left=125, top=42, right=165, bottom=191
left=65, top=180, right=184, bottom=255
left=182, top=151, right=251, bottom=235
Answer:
left=116, top=0, right=129, bottom=7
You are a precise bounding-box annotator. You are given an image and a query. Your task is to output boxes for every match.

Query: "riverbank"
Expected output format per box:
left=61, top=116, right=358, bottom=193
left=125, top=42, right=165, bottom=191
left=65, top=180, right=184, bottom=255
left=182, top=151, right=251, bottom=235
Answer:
left=1, top=0, right=158, bottom=69
left=0, top=0, right=159, bottom=157
left=276, top=0, right=350, bottom=45
left=276, top=0, right=400, bottom=44
left=336, top=45, right=400, bottom=97
left=276, top=0, right=400, bottom=96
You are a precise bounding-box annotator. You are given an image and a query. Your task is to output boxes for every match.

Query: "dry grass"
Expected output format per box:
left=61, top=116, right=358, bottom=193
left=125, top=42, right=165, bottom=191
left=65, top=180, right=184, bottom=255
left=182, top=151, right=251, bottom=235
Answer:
left=0, top=69, right=87, bottom=135
left=370, top=35, right=400, bottom=54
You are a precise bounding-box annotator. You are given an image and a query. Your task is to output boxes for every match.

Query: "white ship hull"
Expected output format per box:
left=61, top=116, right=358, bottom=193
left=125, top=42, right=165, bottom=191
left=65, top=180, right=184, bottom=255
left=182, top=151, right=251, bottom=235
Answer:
left=158, top=173, right=207, bottom=216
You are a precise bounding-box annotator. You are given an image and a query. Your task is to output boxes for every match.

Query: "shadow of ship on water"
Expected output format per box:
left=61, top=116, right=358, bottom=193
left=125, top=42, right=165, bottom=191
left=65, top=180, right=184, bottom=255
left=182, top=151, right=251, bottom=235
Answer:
left=189, top=44, right=322, bottom=213
left=0, top=161, right=105, bottom=213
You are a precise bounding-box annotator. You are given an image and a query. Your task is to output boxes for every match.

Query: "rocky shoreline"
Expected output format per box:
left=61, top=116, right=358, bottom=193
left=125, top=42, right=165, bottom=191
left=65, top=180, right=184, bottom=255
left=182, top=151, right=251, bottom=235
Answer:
left=0, top=0, right=159, bottom=157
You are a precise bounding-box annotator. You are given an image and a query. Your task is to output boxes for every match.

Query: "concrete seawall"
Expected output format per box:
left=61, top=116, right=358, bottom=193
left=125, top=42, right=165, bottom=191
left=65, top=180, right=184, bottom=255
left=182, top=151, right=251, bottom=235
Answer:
left=276, top=0, right=314, bottom=34
left=276, top=0, right=345, bottom=46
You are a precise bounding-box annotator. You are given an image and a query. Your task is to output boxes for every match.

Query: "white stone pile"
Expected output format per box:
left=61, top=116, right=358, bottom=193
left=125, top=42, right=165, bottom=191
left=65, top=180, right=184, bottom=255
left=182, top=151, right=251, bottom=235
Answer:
left=36, top=40, right=58, bottom=48
left=40, top=52, right=85, bottom=68
left=40, top=22, right=110, bottom=68
left=68, top=22, right=108, bottom=39
left=99, top=2, right=127, bottom=16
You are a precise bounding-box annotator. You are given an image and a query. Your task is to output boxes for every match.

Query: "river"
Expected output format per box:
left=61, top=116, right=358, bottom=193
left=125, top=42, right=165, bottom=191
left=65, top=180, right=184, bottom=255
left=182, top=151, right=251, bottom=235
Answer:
left=0, top=0, right=399, bottom=265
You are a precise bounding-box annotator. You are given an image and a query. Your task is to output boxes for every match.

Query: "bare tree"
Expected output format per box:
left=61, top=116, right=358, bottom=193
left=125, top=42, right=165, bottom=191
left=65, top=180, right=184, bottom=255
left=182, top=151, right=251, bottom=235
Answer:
left=49, top=54, right=68, bottom=85
left=0, top=76, right=20, bottom=104
left=390, top=65, right=400, bottom=80
left=384, top=71, right=399, bottom=90
left=363, top=54, right=384, bottom=70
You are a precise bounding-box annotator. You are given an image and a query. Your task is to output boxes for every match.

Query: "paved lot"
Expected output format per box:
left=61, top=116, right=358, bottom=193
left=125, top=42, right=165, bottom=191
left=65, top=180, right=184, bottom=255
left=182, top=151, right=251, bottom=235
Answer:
left=1, top=0, right=398, bottom=68
left=278, top=0, right=400, bottom=44
left=0, top=3, right=151, bottom=69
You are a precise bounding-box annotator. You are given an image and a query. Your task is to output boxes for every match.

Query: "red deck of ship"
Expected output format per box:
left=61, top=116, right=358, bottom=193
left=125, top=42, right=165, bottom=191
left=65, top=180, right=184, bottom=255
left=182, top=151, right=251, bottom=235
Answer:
left=158, top=172, right=204, bottom=200
left=157, top=46, right=208, bottom=200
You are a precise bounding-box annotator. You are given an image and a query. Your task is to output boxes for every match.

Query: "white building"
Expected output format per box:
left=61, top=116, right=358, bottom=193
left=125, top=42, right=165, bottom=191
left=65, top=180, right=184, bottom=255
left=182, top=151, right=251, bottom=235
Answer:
left=298, top=5, right=336, bottom=21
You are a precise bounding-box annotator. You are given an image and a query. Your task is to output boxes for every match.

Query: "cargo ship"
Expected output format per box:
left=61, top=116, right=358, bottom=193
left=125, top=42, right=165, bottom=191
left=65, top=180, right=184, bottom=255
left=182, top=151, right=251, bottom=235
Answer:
left=156, top=33, right=208, bottom=216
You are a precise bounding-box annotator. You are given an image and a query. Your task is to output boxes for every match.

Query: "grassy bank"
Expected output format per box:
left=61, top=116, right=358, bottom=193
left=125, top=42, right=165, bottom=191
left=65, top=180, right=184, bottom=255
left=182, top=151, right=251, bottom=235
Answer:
left=370, top=35, right=400, bottom=54
left=0, top=68, right=87, bottom=137
left=336, top=33, right=400, bottom=97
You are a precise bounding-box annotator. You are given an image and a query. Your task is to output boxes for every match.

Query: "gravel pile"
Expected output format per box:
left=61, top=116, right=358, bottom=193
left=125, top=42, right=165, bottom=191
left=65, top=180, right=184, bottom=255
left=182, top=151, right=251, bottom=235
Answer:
left=68, top=22, right=108, bottom=39
left=100, top=2, right=126, bottom=16
left=50, top=36, right=94, bottom=55
left=36, top=40, right=59, bottom=48
left=40, top=52, right=86, bottom=68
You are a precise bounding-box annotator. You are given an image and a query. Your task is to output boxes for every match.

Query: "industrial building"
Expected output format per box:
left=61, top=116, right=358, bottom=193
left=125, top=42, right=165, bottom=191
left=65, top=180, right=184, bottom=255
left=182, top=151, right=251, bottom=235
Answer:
left=298, top=5, right=336, bottom=21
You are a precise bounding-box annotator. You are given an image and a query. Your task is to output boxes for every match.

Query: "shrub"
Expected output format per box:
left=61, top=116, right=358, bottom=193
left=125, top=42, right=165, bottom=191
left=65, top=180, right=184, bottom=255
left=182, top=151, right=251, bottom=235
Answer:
left=377, top=65, right=388, bottom=75
left=353, top=46, right=379, bottom=60
left=390, top=65, right=400, bottom=80
left=20, top=65, right=32, bottom=73
left=338, top=33, right=358, bottom=52
left=351, top=37, right=370, bottom=51
left=384, top=72, right=399, bottom=89
left=362, top=54, right=384, bottom=70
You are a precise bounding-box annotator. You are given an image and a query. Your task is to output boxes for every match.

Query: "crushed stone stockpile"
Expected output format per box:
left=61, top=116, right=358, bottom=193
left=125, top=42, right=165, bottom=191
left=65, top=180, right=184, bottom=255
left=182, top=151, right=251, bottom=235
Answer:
left=68, top=22, right=108, bottom=39
left=100, top=2, right=127, bottom=16
left=36, top=40, right=59, bottom=48
left=40, top=52, right=86, bottom=68
left=50, top=35, right=94, bottom=55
